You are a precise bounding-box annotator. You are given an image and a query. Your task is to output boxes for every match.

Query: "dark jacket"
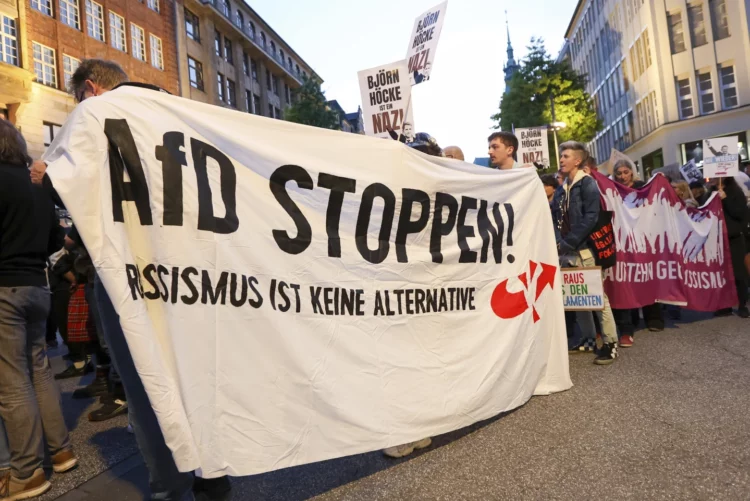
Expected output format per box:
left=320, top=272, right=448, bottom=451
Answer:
left=552, top=171, right=601, bottom=254
left=0, top=163, right=64, bottom=287
left=715, top=182, right=749, bottom=238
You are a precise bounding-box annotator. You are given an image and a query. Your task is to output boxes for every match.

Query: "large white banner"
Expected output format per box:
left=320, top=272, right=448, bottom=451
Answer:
left=406, top=1, right=448, bottom=85
left=44, top=87, right=571, bottom=478
left=516, top=127, right=550, bottom=169
left=358, top=60, right=415, bottom=141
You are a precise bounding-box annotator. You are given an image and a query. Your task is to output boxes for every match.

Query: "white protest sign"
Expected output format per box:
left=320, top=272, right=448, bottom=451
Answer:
left=406, top=1, right=448, bottom=85
left=561, top=268, right=604, bottom=311
left=516, top=127, right=550, bottom=169
left=703, top=136, right=739, bottom=178
left=43, top=86, right=571, bottom=478
left=358, top=60, right=415, bottom=140
left=679, top=159, right=703, bottom=184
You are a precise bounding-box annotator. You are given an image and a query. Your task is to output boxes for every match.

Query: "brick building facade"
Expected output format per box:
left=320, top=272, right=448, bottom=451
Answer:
left=1, top=0, right=179, bottom=158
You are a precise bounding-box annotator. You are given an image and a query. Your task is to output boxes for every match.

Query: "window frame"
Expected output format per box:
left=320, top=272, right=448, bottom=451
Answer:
left=696, top=70, right=714, bottom=114
left=43, top=122, right=62, bottom=148
left=62, top=53, right=80, bottom=90
left=719, top=64, right=738, bottom=109
left=668, top=11, right=686, bottom=54
left=150, top=34, right=163, bottom=70
left=1, top=16, right=19, bottom=67
left=147, top=0, right=159, bottom=13
left=224, top=37, right=233, bottom=64
left=60, top=0, right=80, bottom=30
left=109, top=11, right=127, bottom=52
left=214, top=30, right=222, bottom=57
left=32, top=41, right=57, bottom=87
left=31, top=0, right=53, bottom=17
left=217, top=72, right=225, bottom=102
left=188, top=56, right=204, bottom=91
left=185, top=8, right=200, bottom=42
left=709, top=0, right=730, bottom=40
left=676, top=77, right=694, bottom=119
left=131, top=23, right=146, bottom=62
left=687, top=2, right=707, bottom=47
left=86, top=0, right=105, bottom=42
left=227, top=78, right=236, bottom=107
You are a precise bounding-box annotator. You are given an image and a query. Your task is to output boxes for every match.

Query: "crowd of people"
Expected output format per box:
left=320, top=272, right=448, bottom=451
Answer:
left=0, top=57, right=748, bottom=499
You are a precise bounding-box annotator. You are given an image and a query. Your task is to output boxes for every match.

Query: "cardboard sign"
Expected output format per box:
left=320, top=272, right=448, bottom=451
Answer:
left=703, top=136, right=739, bottom=178
left=516, top=127, right=550, bottom=169
left=358, top=60, right=415, bottom=140
left=406, top=1, right=448, bottom=85
left=561, top=268, right=605, bottom=311
left=679, top=159, right=703, bottom=184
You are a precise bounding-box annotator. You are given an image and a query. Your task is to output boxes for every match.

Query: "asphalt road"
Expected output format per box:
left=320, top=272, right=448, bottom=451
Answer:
left=45, top=309, right=750, bottom=500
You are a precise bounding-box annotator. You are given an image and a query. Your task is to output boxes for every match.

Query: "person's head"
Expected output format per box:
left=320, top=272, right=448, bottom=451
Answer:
left=408, top=132, right=442, bottom=157
left=487, top=131, right=518, bottom=169
left=558, top=141, right=589, bottom=179
left=0, top=119, right=32, bottom=167
left=720, top=145, right=729, bottom=155
left=541, top=174, right=558, bottom=202
left=443, top=146, right=464, bottom=161
left=556, top=169, right=565, bottom=186
left=672, top=180, right=693, bottom=202
left=689, top=181, right=705, bottom=199
left=613, top=159, right=636, bottom=187
left=582, top=155, right=598, bottom=174
left=70, top=59, right=128, bottom=102
left=402, top=122, right=414, bottom=140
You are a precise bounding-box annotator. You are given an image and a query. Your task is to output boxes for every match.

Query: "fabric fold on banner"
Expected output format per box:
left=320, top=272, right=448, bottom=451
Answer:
left=593, top=171, right=737, bottom=311
left=43, top=86, right=571, bottom=478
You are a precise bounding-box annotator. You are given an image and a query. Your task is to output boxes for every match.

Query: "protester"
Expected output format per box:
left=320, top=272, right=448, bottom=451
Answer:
left=381, top=132, right=445, bottom=459
left=552, top=141, right=618, bottom=364
left=0, top=119, right=77, bottom=500
left=30, top=59, right=231, bottom=501
left=708, top=177, right=749, bottom=318
left=672, top=180, right=699, bottom=208
left=613, top=159, right=643, bottom=189
left=541, top=174, right=558, bottom=204
left=443, top=145, right=465, bottom=161
left=487, top=131, right=518, bottom=170
left=690, top=181, right=708, bottom=206
left=582, top=155, right=598, bottom=174
left=556, top=169, right=565, bottom=187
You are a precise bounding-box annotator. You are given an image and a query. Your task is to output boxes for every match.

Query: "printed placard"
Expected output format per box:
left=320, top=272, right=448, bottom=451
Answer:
left=703, top=136, right=739, bottom=178
left=406, top=1, right=448, bottom=85
left=679, top=159, right=703, bottom=184
left=516, top=127, right=550, bottom=169
left=358, top=60, right=415, bottom=140
left=561, top=268, right=604, bottom=311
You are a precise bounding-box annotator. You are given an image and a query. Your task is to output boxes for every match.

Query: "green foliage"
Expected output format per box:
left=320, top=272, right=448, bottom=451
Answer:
left=284, top=77, right=340, bottom=130
left=492, top=38, right=602, bottom=168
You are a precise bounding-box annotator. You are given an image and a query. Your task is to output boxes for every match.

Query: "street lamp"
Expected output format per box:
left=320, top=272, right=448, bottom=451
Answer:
left=548, top=121, right=566, bottom=168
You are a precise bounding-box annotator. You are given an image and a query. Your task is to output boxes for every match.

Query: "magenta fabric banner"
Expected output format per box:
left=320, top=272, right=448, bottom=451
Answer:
left=592, top=171, right=738, bottom=311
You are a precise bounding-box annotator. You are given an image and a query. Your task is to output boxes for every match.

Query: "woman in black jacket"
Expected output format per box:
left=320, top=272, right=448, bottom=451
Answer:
left=710, top=176, right=749, bottom=317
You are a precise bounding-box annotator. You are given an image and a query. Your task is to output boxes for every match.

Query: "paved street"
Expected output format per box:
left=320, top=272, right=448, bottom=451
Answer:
left=45, top=309, right=750, bottom=501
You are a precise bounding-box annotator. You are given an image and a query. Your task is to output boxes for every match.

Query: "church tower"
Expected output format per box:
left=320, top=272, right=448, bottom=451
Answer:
left=503, top=15, right=520, bottom=93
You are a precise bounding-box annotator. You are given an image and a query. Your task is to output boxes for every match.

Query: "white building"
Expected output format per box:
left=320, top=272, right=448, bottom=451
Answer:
left=563, top=0, right=750, bottom=175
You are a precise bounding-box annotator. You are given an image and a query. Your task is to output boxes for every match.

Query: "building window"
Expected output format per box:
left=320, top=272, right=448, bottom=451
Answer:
left=668, top=11, right=686, bottom=54
left=60, top=0, right=80, bottom=29
left=696, top=71, right=714, bottom=114
left=279, top=49, right=284, bottom=64
left=676, top=77, right=694, bottom=119
left=272, top=76, right=278, bottom=95
left=43, top=122, right=61, bottom=147
left=245, top=90, right=251, bottom=112
left=224, top=38, right=233, bottom=64
left=285, top=84, right=290, bottom=104
left=268, top=103, right=274, bottom=118
left=86, top=0, right=105, bottom=42
left=248, top=21, right=255, bottom=39
left=719, top=64, right=737, bottom=108
left=235, top=10, right=243, bottom=29
left=295, top=64, right=300, bottom=76
left=185, top=8, right=200, bottom=42
left=188, top=57, right=204, bottom=91
left=62, top=54, right=80, bottom=90
left=227, top=79, right=236, bottom=107
left=275, top=106, right=281, bottom=119
left=643, top=29, right=652, bottom=68
left=253, top=94, right=260, bottom=115
left=147, top=0, right=159, bottom=13
left=709, top=0, right=730, bottom=40
left=222, top=0, right=230, bottom=17
left=260, top=32, right=266, bottom=48
left=109, top=12, right=126, bottom=52
left=217, top=73, right=225, bottom=102
left=31, top=0, right=53, bottom=17
left=131, top=24, right=146, bottom=61
left=687, top=2, right=707, bottom=47
left=1, top=17, right=19, bottom=66
left=287, top=56, right=292, bottom=70
left=242, top=52, right=249, bottom=76
left=251, top=59, right=257, bottom=82
left=150, top=34, right=163, bottom=70
left=32, top=42, right=57, bottom=87
left=214, top=30, right=221, bottom=57
left=266, top=70, right=271, bottom=91
left=302, top=71, right=307, bottom=80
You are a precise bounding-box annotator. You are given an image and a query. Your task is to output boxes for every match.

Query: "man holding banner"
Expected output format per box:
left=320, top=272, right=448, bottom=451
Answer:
left=552, top=141, right=618, bottom=365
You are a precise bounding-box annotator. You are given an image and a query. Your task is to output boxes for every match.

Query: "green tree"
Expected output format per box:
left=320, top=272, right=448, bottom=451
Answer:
left=492, top=38, right=602, bottom=169
left=284, top=77, right=340, bottom=130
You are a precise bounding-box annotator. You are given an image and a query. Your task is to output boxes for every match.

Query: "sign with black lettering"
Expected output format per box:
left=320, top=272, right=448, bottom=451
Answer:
left=406, top=1, right=448, bottom=85
left=516, top=127, right=550, bottom=169
left=358, top=60, right=415, bottom=140
left=43, top=85, right=570, bottom=480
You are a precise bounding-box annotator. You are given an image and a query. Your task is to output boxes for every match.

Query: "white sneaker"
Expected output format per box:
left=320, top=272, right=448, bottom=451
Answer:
left=382, top=437, right=432, bottom=458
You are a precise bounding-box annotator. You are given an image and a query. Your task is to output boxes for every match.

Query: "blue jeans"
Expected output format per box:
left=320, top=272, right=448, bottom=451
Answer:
left=0, top=417, right=9, bottom=470
left=93, top=276, right=194, bottom=500
left=0, top=286, right=70, bottom=478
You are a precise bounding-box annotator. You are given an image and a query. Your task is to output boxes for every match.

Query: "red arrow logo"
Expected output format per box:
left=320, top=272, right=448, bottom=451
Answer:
left=490, top=260, right=557, bottom=323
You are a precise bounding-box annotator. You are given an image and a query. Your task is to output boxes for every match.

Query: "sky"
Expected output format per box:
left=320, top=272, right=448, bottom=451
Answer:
left=246, top=0, right=580, bottom=161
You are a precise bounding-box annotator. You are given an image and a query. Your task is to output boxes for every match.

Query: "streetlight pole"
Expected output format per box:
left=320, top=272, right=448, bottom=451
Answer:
left=550, top=96, right=560, bottom=168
